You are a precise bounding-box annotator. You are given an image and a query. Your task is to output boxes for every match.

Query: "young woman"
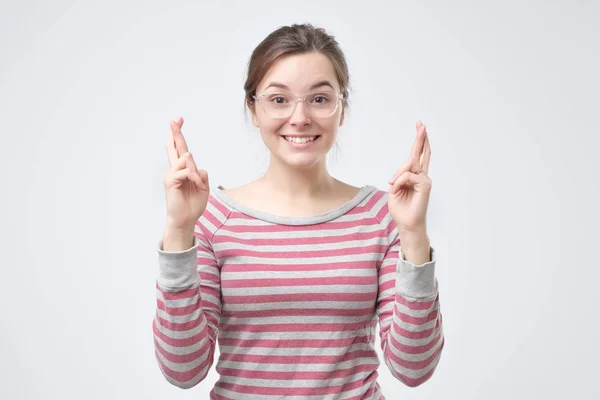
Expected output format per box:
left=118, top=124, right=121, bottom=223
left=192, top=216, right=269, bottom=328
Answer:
left=153, top=24, right=444, bottom=399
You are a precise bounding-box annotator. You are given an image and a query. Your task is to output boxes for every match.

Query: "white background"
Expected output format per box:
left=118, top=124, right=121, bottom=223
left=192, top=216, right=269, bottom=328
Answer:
left=1, top=0, right=599, bottom=399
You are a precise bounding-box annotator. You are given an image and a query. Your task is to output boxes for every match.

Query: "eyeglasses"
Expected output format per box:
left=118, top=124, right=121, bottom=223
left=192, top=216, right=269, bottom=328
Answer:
left=253, top=90, right=344, bottom=119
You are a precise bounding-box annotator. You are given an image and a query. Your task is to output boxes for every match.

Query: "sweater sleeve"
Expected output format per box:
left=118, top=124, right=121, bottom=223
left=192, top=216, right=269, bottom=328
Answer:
left=152, top=221, right=221, bottom=389
left=376, top=228, right=445, bottom=387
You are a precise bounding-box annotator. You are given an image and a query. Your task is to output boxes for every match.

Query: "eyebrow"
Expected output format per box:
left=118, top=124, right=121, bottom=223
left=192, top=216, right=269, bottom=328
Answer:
left=264, top=80, right=335, bottom=91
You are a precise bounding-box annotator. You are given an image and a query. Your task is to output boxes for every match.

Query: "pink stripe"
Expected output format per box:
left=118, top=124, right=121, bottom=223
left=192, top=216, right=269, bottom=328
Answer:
left=221, top=307, right=375, bottom=318
left=225, top=291, right=376, bottom=304
left=223, top=260, right=378, bottom=273
left=221, top=322, right=366, bottom=333
left=365, top=190, right=385, bottom=210
left=198, top=271, right=219, bottom=284
left=215, top=244, right=387, bottom=259
left=391, top=323, right=437, bottom=340
left=214, top=230, right=385, bottom=246
left=215, top=373, right=376, bottom=396
left=219, top=218, right=381, bottom=233
left=155, top=347, right=213, bottom=383
left=200, top=210, right=222, bottom=235
left=157, top=284, right=198, bottom=300
left=156, top=298, right=201, bottom=317
left=395, top=305, right=439, bottom=325
left=211, top=392, right=234, bottom=400
left=195, top=223, right=212, bottom=240
left=344, top=380, right=380, bottom=400
left=217, top=363, right=378, bottom=381
left=219, top=349, right=376, bottom=365
left=398, top=365, right=438, bottom=387
left=155, top=317, right=205, bottom=345
left=219, top=335, right=371, bottom=349
left=375, top=203, right=388, bottom=223
left=385, top=338, right=443, bottom=371
left=390, top=331, right=443, bottom=355
left=221, top=276, right=376, bottom=289
left=154, top=334, right=211, bottom=364
left=208, top=195, right=231, bottom=218
left=396, top=293, right=438, bottom=310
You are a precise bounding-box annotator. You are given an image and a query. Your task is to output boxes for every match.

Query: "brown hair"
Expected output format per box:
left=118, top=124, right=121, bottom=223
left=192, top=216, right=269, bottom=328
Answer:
left=244, top=23, right=350, bottom=114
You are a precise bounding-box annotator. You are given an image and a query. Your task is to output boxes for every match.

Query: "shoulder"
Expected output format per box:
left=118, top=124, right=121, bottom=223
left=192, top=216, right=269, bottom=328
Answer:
left=360, top=186, right=397, bottom=237
left=194, top=187, right=234, bottom=239
left=360, top=186, right=390, bottom=216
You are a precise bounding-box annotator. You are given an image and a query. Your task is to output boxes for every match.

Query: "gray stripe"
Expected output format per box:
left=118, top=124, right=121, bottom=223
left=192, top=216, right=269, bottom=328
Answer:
left=211, top=185, right=378, bottom=226
left=222, top=300, right=375, bottom=312
left=386, top=337, right=444, bottom=373
left=216, top=237, right=384, bottom=252
left=154, top=326, right=211, bottom=356
left=217, top=370, right=374, bottom=388
left=155, top=347, right=209, bottom=376
left=218, top=342, right=373, bottom=357
left=213, top=386, right=358, bottom=400
left=214, top=224, right=384, bottom=238
left=155, top=307, right=207, bottom=325
left=223, top=284, right=377, bottom=296
left=223, top=253, right=383, bottom=265
left=218, top=329, right=371, bottom=341
left=217, top=356, right=379, bottom=373
left=221, top=268, right=377, bottom=281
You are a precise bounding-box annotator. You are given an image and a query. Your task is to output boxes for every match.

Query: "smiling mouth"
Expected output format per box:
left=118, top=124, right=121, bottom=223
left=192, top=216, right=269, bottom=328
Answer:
left=282, top=135, right=321, bottom=144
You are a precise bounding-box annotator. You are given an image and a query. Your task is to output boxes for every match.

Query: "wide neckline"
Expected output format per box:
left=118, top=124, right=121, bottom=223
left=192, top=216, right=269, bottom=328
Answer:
left=211, top=184, right=378, bottom=226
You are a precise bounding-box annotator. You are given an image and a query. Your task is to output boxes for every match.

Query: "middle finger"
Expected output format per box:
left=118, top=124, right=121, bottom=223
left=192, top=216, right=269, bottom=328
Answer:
left=170, top=117, right=189, bottom=157
left=409, top=121, right=427, bottom=162
left=166, top=127, right=179, bottom=167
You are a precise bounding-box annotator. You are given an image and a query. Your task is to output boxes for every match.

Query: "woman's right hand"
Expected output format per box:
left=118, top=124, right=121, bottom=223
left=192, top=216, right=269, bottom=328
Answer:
left=163, top=117, right=210, bottom=238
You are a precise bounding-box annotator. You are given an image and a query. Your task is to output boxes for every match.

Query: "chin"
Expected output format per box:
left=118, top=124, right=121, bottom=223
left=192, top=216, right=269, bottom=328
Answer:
left=275, top=152, right=324, bottom=169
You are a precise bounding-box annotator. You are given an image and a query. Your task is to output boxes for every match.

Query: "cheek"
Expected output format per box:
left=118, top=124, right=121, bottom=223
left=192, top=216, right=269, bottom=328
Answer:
left=258, top=119, right=286, bottom=144
left=264, top=121, right=286, bottom=135
left=317, top=119, right=340, bottom=139
left=255, top=111, right=282, bottom=132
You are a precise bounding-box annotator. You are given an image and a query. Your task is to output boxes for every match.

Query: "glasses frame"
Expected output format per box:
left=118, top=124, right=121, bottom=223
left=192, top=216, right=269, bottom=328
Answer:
left=252, top=90, right=345, bottom=120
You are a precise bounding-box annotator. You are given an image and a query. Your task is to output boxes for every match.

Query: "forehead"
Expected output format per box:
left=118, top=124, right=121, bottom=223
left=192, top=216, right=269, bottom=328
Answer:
left=258, top=52, right=340, bottom=92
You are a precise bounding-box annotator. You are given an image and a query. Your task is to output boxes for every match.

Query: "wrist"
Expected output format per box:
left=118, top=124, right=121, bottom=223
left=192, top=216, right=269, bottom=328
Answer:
left=398, top=228, right=431, bottom=265
left=398, top=226, right=428, bottom=246
left=162, top=227, right=195, bottom=252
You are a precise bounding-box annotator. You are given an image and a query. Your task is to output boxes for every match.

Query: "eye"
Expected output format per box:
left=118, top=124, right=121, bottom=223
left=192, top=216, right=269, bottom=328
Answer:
left=265, top=93, right=291, bottom=104
left=310, top=93, right=333, bottom=105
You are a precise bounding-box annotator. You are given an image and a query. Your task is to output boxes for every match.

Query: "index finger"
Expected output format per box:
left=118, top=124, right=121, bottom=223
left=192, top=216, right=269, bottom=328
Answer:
left=170, top=117, right=189, bottom=157
left=409, top=121, right=427, bottom=161
left=166, top=127, right=179, bottom=166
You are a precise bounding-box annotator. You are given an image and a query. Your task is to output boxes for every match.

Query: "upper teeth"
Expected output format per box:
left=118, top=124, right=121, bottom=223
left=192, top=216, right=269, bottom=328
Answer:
left=285, top=136, right=316, bottom=143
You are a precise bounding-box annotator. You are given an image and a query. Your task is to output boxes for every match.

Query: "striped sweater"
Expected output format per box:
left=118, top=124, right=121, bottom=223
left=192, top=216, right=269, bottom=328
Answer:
left=153, top=185, right=444, bottom=399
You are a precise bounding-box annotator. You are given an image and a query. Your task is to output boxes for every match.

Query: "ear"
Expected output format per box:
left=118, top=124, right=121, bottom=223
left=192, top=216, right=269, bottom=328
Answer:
left=339, top=108, right=345, bottom=127
left=248, top=101, right=259, bottom=127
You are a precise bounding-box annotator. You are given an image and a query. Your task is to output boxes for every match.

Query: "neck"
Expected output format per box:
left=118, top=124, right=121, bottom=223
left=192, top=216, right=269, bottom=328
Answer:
left=259, top=156, right=336, bottom=200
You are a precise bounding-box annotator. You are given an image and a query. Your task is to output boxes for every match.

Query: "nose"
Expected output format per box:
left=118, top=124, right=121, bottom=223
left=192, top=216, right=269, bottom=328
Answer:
left=288, top=99, right=311, bottom=126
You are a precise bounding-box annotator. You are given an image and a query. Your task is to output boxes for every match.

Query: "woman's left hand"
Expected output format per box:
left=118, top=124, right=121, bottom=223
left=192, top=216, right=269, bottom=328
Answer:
left=388, top=121, right=432, bottom=236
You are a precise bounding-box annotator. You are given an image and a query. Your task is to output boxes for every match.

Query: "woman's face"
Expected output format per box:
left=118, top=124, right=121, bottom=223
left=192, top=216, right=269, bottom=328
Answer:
left=251, top=52, right=345, bottom=169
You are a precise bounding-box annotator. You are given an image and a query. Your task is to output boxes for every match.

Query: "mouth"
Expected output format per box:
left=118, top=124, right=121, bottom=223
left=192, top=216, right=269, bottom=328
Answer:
left=281, top=135, right=321, bottom=145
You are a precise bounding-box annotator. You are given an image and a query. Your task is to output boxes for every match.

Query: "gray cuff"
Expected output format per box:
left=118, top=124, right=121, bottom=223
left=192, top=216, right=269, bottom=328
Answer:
left=156, top=237, right=200, bottom=290
left=396, top=246, right=437, bottom=299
